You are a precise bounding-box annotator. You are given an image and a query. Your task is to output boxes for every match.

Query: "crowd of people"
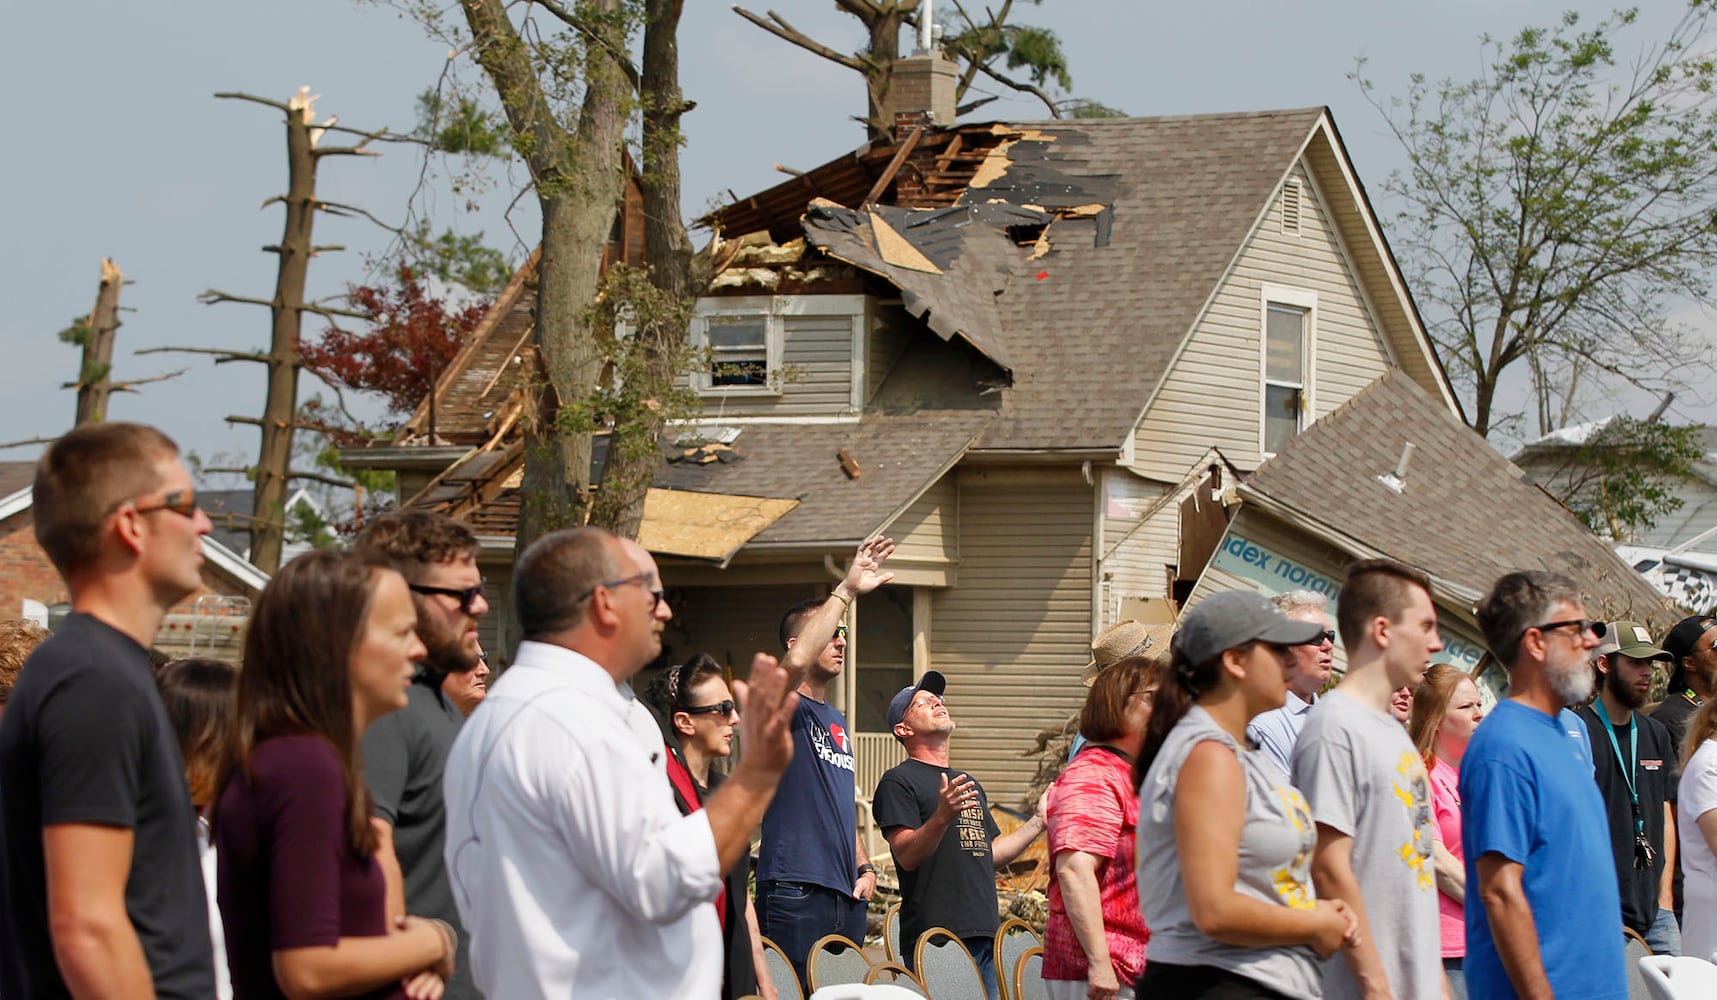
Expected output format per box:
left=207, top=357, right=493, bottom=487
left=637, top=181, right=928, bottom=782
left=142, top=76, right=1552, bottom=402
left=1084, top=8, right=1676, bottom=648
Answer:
left=0, top=420, right=1715, bottom=1000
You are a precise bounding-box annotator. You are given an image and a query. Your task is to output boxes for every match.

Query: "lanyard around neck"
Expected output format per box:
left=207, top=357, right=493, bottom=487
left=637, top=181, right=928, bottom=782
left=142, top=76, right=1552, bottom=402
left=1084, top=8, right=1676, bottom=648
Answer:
left=1593, top=699, right=1643, bottom=834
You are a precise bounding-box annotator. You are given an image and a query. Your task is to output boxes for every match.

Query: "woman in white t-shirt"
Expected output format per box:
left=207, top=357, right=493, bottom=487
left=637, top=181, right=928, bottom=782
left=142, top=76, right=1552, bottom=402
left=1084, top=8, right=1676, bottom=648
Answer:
left=156, top=658, right=240, bottom=1000
left=1678, top=698, right=1717, bottom=963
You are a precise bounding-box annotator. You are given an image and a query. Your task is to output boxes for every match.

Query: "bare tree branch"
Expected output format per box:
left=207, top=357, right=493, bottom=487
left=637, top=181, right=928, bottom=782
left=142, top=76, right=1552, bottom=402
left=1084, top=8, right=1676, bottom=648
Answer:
left=215, top=91, right=294, bottom=112
left=198, top=290, right=275, bottom=309
left=972, top=59, right=1061, bottom=117
left=104, top=369, right=189, bottom=393
left=0, top=435, right=59, bottom=450
left=731, top=7, right=863, bottom=71
left=287, top=468, right=358, bottom=489
left=137, top=346, right=272, bottom=365
left=316, top=199, right=403, bottom=234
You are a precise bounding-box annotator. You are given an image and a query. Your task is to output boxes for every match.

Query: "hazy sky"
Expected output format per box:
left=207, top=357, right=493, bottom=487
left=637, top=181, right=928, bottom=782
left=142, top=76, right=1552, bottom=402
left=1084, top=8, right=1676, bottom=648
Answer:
left=4, top=1, right=1705, bottom=472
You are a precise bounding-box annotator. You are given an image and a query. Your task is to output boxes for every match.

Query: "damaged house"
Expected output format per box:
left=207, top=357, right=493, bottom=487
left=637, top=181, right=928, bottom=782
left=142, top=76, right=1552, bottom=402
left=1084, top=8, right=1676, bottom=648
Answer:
left=345, top=64, right=1661, bottom=798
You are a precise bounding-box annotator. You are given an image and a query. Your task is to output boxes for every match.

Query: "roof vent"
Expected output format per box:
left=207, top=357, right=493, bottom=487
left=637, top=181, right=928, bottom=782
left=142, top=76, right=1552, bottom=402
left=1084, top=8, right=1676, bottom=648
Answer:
left=1376, top=442, right=1416, bottom=494
left=1281, top=179, right=1302, bottom=236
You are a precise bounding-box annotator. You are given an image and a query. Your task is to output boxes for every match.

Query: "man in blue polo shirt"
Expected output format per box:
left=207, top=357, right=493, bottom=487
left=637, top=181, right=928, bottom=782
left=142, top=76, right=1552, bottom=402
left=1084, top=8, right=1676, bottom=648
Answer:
left=1464, top=571, right=1625, bottom=999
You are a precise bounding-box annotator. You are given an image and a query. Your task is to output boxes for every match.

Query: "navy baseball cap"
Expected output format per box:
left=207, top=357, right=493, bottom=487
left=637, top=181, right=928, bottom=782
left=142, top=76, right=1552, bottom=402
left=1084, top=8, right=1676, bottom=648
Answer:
left=885, top=670, right=947, bottom=732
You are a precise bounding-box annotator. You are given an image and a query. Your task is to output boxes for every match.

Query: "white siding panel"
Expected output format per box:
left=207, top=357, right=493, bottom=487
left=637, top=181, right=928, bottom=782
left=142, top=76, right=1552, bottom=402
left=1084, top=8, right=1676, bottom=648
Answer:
left=1098, top=470, right=1184, bottom=622
left=929, top=478, right=1092, bottom=805
left=1130, top=162, right=1395, bottom=480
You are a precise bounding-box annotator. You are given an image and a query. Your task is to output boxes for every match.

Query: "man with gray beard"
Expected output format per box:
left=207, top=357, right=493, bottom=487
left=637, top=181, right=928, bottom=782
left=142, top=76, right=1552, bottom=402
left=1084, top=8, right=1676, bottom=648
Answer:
left=1462, top=571, right=1625, bottom=1000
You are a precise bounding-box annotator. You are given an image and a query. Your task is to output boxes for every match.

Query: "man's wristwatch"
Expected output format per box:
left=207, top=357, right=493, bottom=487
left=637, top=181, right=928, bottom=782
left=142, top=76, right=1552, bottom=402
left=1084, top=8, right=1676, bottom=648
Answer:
left=856, top=863, right=878, bottom=878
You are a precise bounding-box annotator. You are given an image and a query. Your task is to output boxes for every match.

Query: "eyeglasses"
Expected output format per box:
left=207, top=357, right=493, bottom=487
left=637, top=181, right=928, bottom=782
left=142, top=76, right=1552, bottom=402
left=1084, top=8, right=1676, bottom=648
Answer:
left=574, top=572, right=666, bottom=612
left=409, top=578, right=487, bottom=615
left=1302, top=630, right=1336, bottom=647
left=683, top=700, right=738, bottom=718
left=1526, top=619, right=1607, bottom=641
left=125, top=488, right=201, bottom=519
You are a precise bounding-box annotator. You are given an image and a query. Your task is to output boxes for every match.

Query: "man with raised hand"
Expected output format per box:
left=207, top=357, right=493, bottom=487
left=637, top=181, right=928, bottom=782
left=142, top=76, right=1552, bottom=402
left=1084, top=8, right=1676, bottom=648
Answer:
left=754, top=536, right=896, bottom=988
left=1464, top=572, right=1625, bottom=1000
left=1291, top=559, right=1444, bottom=1000
left=442, top=528, right=807, bottom=997
left=0, top=423, right=217, bottom=998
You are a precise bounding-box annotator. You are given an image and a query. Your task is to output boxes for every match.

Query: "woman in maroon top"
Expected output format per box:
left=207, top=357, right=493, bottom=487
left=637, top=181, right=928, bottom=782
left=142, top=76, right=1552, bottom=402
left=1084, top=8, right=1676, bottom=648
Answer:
left=213, top=548, right=454, bottom=1000
left=1044, top=655, right=1162, bottom=1000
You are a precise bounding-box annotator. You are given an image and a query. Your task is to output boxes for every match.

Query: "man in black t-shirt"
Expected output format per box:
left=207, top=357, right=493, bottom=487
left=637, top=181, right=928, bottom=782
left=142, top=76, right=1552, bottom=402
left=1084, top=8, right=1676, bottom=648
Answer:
left=359, top=511, right=490, bottom=999
left=0, top=423, right=216, bottom=998
left=1649, top=613, right=1717, bottom=923
left=1578, top=621, right=1679, bottom=953
left=873, top=672, right=1045, bottom=1000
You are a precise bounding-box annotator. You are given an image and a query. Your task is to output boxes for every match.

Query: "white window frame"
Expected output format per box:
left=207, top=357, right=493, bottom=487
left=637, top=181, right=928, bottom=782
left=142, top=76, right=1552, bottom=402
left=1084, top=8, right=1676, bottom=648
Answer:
left=690, top=295, right=781, bottom=396
left=1258, top=284, right=1318, bottom=458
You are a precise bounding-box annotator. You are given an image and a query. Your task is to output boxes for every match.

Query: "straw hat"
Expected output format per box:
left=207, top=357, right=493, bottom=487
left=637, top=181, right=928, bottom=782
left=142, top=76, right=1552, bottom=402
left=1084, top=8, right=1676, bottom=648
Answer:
left=1082, top=619, right=1174, bottom=685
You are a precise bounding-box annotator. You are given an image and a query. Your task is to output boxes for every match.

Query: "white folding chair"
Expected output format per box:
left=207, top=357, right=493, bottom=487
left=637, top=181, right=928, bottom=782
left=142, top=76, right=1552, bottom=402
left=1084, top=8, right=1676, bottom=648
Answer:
left=1639, top=955, right=1717, bottom=1000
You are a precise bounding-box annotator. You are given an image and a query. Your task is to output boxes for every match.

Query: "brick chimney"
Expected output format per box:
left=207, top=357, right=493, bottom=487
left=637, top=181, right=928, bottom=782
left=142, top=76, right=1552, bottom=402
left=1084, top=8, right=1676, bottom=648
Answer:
left=884, top=51, right=957, bottom=137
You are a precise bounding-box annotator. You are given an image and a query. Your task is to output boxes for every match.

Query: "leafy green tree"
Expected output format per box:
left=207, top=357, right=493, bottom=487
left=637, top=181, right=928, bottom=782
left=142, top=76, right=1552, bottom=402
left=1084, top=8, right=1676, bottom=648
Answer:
left=1524, top=417, right=1704, bottom=541
left=1355, top=2, right=1717, bottom=440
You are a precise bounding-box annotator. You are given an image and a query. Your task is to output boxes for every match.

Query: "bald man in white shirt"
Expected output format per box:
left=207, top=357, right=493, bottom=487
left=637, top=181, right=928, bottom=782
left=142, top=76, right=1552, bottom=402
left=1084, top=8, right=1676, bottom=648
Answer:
left=443, top=528, right=804, bottom=998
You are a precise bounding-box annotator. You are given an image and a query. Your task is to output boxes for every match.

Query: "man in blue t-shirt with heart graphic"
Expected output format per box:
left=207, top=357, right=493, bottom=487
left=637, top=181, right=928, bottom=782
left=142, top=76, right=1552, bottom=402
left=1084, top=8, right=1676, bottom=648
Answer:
left=756, top=537, right=896, bottom=989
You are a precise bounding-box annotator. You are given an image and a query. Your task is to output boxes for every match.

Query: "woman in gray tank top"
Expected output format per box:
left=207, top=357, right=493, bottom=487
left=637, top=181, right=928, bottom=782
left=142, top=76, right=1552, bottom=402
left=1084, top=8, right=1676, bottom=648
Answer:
left=1132, top=591, right=1358, bottom=999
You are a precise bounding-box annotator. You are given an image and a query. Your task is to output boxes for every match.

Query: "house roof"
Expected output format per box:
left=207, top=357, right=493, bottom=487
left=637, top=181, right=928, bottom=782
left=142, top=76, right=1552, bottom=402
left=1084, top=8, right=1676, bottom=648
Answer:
left=1241, top=370, right=1672, bottom=622
left=657, top=414, right=991, bottom=547
left=0, top=462, right=34, bottom=499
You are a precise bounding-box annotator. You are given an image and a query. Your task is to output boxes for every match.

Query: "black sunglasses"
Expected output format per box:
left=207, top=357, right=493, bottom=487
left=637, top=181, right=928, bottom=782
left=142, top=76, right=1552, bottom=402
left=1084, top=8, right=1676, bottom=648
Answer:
left=409, top=578, right=487, bottom=615
left=1301, top=629, right=1336, bottom=646
left=1525, top=618, right=1607, bottom=641
left=575, top=572, right=666, bottom=612
left=124, top=488, right=201, bottom=519
left=683, top=700, right=738, bottom=717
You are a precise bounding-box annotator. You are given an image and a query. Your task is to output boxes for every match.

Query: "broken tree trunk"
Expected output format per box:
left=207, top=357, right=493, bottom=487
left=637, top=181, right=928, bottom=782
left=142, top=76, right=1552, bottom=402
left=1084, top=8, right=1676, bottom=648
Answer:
left=73, top=259, right=124, bottom=425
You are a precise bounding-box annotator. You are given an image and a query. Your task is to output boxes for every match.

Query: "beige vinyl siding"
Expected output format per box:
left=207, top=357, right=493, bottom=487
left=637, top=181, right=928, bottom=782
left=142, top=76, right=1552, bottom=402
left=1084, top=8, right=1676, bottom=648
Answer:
left=866, top=305, right=915, bottom=403
left=1128, top=162, right=1395, bottom=480
left=884, top=478, right=958, bottom=567
left=473, top=560, right=515, bottom=665
left=697, top=313, right=858, bottom=418
left=1098, top=469, right=1179, bottom=621
left=929, top=471, right=1093, bottom=805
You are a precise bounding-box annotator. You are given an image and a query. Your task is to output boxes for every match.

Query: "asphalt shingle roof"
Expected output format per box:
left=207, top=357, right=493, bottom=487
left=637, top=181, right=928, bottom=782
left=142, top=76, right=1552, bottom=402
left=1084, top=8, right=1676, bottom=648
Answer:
left=1244, top=371, right=1674, bottom=625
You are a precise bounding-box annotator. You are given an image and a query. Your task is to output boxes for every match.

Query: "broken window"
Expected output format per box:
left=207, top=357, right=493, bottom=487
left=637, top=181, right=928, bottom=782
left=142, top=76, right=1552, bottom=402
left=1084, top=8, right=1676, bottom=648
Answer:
left=707, top=315, right=769, bottom=386
left=1263, top=299, right=1310, bottom=454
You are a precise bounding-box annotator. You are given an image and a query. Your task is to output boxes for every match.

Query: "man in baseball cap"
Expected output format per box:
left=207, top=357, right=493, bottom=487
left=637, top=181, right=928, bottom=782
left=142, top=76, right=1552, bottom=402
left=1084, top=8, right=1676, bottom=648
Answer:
left=872, top=670, right=1045, bottom=996
left=1579, top=621, right=1680, bottom=953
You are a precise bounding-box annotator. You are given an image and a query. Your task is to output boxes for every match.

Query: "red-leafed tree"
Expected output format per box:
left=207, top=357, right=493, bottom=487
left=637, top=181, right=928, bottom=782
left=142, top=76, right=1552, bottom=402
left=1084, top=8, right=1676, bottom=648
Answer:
left=298, top=263, right=485, bottom=420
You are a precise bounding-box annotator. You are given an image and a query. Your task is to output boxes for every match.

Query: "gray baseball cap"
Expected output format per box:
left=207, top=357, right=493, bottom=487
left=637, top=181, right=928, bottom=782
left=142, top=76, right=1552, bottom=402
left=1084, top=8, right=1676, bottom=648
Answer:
left=1173, top=590, right=1326, bottom=665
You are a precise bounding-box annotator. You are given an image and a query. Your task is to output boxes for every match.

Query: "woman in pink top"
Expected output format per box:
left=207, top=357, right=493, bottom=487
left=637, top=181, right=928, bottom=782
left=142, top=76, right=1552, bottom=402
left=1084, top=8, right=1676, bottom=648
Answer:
left=1044, top=655, right=1161, bottom=1000
left=1407, top=664, right=1484, bottom=1000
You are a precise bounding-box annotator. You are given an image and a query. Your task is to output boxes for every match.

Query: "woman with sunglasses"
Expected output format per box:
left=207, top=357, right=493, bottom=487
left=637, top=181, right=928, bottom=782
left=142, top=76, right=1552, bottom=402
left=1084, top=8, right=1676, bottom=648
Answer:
left=1044, top=654, right=1162, bottom=1000
left=645, top=654, right=774, bottom=1000
left=213, top=548, right=456, bottom=1000
left=1132, top=591, right=1357, bottom=999
left=1407, top=664, right=1484, bottom=1000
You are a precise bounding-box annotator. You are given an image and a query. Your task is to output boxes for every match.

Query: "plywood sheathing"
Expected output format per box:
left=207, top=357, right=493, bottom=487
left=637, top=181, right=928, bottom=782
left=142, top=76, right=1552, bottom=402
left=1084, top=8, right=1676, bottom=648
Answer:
left=966, top=127, right=1054, bottom=190
left=636, top=490, right=799, bottom=564
left=870, top=213, right=942, bottom=274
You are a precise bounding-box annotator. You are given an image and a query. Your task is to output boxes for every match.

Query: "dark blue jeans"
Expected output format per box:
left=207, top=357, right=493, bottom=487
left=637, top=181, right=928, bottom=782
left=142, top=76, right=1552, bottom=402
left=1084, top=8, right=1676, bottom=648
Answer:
left=756, top=880, right=868, bottom=990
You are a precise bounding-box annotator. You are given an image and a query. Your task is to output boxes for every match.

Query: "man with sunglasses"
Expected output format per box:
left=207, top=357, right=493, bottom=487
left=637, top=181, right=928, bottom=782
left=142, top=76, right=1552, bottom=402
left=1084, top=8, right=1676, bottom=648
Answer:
left=1464, top=572, right=1626, bottom=1000
left=357, top=511, right=490, bottom=999
left=1247, top=590, right=1336, bottom=778
left=0, top=423, right=217, bottom=998
left=1291, top=559, right=1444, bottom=1000
left=755, top=536, right=896, bottom=989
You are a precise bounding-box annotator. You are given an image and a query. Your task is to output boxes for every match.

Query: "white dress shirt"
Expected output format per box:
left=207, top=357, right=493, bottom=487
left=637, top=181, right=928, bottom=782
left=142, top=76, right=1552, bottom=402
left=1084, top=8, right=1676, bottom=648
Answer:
left=1246, top=690, right=1314, bottom=778
left=443, top=641, right=725, bottom=998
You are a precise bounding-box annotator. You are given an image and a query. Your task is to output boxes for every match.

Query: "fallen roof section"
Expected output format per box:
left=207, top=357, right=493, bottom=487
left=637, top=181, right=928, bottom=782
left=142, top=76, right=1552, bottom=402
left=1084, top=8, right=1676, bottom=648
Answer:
left=637, top=490, right=799, bottom=566
left=1241, top=370, right=1673, bottom=623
